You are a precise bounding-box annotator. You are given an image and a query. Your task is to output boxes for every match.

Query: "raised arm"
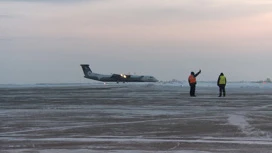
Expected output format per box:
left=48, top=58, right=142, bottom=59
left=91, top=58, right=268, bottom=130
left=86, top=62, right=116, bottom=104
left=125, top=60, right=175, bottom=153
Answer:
left=194, top=69, right=201, bottom=77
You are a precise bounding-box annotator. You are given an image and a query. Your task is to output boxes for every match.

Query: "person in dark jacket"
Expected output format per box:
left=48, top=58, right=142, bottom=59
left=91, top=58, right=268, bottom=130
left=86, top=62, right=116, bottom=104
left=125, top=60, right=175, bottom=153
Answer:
left=217, top=73, right=227, bottom=97
left=188, top=70, right=201, bottom=97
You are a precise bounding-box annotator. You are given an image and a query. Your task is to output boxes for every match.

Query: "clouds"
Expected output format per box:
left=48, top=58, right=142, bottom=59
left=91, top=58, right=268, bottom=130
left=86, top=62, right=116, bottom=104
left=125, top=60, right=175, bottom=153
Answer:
left=1, top=0, right=272, bottom=83
left=1, top=0, right=272, bottom=46
left=82, top=0, right=272, bottom=23
left=0, top=0, right=95, bottom=3
left=0, top=14, right=13, bottom=18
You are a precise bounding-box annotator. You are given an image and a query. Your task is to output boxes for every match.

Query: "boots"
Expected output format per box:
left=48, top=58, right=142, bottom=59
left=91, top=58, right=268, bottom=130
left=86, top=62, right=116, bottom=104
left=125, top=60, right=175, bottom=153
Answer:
left=219, top=93, right=226, bottom=97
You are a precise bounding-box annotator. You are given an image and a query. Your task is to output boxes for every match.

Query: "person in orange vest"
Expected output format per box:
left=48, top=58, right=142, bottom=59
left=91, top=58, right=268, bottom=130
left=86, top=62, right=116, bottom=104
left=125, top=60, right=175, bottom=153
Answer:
left=188, top=69, right=201, bottom=97
left=217, top=73, right=227, bottom=97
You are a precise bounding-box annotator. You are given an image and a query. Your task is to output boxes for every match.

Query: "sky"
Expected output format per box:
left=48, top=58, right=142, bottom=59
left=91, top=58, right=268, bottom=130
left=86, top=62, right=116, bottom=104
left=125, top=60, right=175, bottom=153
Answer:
left=0, top=0, right=272, bottom=84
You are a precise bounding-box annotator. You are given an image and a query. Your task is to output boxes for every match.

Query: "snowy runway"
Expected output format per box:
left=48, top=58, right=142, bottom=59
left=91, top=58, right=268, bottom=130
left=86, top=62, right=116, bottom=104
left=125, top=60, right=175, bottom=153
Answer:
left=0, top=83, right=272, bottom=152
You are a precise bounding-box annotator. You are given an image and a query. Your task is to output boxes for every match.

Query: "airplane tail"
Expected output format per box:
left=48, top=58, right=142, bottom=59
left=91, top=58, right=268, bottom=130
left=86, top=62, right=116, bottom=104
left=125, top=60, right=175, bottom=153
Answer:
left=80, top=64, right=92, bottom=77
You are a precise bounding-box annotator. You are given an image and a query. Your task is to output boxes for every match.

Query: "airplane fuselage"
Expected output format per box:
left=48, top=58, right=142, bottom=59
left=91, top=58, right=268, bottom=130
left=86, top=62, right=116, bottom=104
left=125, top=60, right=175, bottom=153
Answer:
left=81, top=64, right=158, bottom=83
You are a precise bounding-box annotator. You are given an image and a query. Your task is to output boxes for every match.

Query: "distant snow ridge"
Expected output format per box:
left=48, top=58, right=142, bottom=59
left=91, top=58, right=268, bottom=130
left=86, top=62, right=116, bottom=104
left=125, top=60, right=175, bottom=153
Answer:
left=227, top=114, right=271, bottom=138
left=158, top=81, right=272, bottom=88
left=31, top=150, right=213, bottom=153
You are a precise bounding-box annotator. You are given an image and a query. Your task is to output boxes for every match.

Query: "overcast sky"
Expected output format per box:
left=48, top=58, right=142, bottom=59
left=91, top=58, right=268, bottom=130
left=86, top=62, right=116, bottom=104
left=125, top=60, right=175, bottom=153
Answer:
left=1, top=0, right=272, bottom=84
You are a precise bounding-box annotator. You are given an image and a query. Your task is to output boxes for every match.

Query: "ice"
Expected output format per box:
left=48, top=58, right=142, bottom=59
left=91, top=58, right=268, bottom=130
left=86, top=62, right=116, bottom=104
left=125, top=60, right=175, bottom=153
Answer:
left=228, top=114, right=272, bottom=138
left=1, top=81, right=272, bottom=89
left=5, top=149, right=213, bottom=153
left=1, top=84, right=272, bottom=152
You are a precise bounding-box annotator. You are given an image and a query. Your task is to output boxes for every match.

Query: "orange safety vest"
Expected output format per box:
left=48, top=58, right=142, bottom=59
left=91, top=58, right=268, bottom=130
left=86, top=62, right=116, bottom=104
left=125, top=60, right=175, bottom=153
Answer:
left=188, top=75, right=196, bottom=84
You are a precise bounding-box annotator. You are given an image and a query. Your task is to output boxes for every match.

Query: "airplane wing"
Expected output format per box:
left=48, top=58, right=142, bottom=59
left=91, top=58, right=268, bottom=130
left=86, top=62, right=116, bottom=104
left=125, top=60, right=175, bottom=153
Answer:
left=111, top=74, right=131, bottom=80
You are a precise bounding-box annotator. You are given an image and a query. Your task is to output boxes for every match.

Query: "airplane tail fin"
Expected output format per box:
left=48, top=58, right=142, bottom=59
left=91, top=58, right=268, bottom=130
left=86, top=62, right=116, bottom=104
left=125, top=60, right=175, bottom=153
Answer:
left=80, top=64, right=92, bottom=77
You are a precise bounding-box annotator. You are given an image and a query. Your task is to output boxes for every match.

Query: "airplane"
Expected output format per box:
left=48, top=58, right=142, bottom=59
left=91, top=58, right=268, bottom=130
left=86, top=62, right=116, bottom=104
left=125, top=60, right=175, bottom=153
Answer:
left=80, top=64, right=158, bottom=83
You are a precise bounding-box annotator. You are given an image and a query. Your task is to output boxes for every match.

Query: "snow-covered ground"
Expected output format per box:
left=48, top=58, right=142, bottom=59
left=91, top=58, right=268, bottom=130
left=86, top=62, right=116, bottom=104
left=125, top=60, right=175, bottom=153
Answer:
left=0, top=83, right=272, bottom=153
left=1, top=81, right=272, bottom=89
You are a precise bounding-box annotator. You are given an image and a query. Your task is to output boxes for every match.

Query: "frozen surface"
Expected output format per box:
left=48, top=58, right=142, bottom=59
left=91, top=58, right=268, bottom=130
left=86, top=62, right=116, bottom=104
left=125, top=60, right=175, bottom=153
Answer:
left=1, top=83, right=272, bottom=153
